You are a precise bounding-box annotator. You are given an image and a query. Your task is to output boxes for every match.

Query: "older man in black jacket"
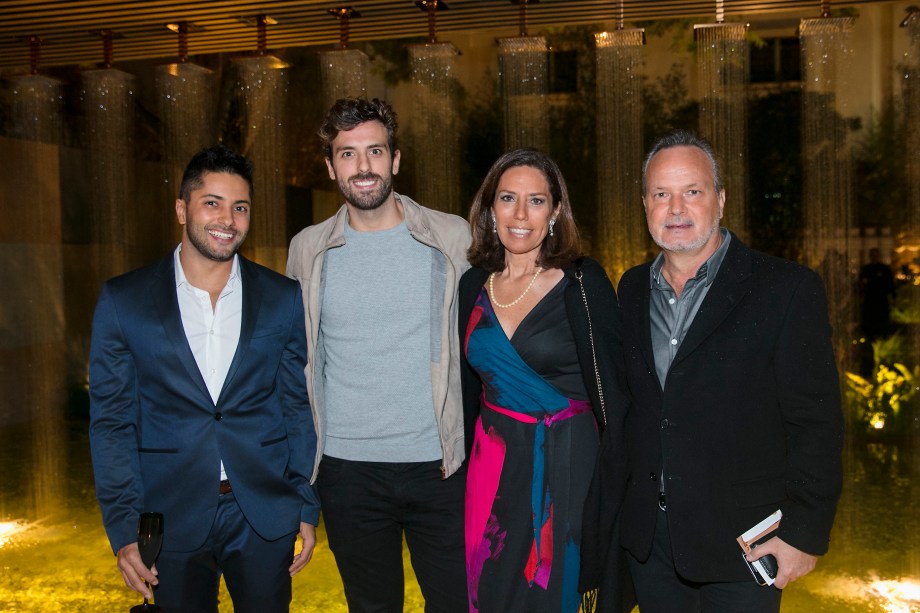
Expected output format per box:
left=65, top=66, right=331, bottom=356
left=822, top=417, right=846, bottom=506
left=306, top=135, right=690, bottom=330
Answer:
left=617, top=130, right=843, bottom=612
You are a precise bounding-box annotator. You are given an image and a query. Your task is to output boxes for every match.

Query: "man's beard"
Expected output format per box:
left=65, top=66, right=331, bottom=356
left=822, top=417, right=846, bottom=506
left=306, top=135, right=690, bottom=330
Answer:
left=339, top=172, right=393, bottom=211
left=652, top=215, right=720, bottom=253
left=187, top=223, right=246, bottom=262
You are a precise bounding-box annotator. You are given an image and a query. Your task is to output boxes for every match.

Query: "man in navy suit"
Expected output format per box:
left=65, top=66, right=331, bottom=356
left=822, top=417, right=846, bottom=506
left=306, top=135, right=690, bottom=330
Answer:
left=89, top=145, right=319, bottom=613
left=617, top=130, right=843, bottom=612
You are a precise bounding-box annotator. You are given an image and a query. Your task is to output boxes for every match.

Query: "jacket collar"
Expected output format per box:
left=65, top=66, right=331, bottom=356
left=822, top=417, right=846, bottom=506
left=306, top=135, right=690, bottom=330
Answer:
left=670, top=232, right=752, bottom=367
left=150, top=253, right=262, bottom=407
left=324, top=193, right=434, bottom=248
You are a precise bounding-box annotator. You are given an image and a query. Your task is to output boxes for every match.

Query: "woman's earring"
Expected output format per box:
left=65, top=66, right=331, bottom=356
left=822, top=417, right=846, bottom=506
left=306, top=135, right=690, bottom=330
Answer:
left=548, top=217, right=556, bottom=237
left=491, top=211, right=497, bottom=233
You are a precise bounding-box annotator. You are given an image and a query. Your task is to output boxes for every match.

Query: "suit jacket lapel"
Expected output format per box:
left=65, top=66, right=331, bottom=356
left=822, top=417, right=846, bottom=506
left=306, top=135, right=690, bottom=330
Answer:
left=219, top=256, right=260, bottom=404
left=152, top=255, right=213, bottom=404
left=671, top=236, right=752, bottom=366
left=627, top=263, right=658, bottom=382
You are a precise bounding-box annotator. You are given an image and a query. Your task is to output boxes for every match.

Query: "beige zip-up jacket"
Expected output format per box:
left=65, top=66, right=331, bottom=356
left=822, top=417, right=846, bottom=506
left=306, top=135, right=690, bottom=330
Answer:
left=286, top=194, right=471, bottom=481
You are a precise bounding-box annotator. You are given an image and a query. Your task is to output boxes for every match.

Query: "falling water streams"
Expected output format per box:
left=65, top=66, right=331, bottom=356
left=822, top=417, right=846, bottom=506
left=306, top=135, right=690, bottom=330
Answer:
left=81, top=68, right=136, bottom=284
left=409, top=43, right=461, bottom=215
left=903, top=13, right=920, bottom=584
left=696, top=22, right=749, bottom=242
left=235, top=56, right=289, bottom=273
left=594, top=29, right=648, bottom=282
left=0, top=75, right=66, bottom=521
left=319, top=49, right=368, bottom=112
left=800, top=16, right=856, bottom=367
left=2, top=12, right=920, bottom=611
left=498, top=36, right=549, bottom=152
left=155, top=62, right=216, bottom=242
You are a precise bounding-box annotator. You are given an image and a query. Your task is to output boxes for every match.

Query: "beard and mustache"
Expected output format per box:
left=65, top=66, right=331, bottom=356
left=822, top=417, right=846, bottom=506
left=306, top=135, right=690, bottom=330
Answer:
left=337, top=171, right=394, bottom=211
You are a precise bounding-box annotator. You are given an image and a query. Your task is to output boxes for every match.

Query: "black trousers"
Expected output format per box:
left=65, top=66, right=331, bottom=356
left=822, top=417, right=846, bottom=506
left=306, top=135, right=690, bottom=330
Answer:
left=627, top=509, right=783, bottom=613
left=153, top=492, right=296, bottom=613
left=317, top=456, right=467, bottom=613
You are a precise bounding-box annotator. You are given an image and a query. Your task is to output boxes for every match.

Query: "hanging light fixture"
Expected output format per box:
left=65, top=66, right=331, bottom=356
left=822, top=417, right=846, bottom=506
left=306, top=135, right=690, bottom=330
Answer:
left=414, top=0, right=449, bottom=45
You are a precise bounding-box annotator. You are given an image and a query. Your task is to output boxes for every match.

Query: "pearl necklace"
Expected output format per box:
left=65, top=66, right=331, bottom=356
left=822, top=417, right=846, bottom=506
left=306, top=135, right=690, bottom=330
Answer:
left=488, top=267, right=543, bottom=309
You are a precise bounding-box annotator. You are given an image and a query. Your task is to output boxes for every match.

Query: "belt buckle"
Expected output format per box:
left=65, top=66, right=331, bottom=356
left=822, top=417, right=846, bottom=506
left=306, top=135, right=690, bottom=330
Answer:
left=657, top=493, right=667, bottom=512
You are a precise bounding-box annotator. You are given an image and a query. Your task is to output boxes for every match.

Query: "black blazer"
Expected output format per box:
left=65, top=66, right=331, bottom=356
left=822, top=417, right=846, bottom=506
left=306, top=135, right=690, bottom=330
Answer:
left=617, top=235, right=844, bottom=583
left=458, top=257, right=632, bottom=610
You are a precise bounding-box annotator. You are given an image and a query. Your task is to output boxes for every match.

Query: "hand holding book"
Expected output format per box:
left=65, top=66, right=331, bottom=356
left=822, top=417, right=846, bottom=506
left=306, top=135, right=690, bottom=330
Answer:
left=737, top=510, right=820, bottom=589
left=737, top=510, right=782, bottom=586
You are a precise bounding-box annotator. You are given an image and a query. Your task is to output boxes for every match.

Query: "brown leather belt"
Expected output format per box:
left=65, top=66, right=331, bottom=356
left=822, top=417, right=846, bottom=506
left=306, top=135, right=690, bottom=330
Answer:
left=219, top=479, right=232, bottom=496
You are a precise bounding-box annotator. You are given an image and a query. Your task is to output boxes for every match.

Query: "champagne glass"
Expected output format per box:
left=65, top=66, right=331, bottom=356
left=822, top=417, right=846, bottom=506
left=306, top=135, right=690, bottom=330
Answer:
left=130, top=512, right=164, bottom=613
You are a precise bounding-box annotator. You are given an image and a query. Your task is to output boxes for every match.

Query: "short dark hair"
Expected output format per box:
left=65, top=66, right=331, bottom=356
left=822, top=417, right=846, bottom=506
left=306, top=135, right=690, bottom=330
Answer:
left=179, top=144, right=254, bottom=202
left=318, top=97, right=399, bottom=159
left=467, top=148, right=582, bottom=272
left=642, top=129, right=723, bottom=195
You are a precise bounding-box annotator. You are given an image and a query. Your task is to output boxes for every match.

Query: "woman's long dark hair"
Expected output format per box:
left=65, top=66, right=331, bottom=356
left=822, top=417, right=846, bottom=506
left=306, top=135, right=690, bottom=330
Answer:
left=467, top=148, right=581, bottom=272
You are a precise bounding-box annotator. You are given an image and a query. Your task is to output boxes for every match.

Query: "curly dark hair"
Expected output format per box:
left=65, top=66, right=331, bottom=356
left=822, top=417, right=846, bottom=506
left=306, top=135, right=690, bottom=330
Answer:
left=318, top=97, right=398, bottom=159
left=467, top=148, right=581, bottom=272
left=179, top=144, right=253, bottom=202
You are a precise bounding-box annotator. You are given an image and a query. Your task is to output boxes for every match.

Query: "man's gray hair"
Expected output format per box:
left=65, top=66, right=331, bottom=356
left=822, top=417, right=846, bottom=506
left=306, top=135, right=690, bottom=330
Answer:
left=642, top=130, right=724, bottom=195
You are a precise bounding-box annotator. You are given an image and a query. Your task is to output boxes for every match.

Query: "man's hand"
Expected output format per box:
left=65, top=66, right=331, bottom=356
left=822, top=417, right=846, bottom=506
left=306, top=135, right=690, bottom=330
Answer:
left=116, top=542, right=158, bottom=598
left=746, top=536, right=817, bottom=589
left=289, top=522, right=316, bottom=577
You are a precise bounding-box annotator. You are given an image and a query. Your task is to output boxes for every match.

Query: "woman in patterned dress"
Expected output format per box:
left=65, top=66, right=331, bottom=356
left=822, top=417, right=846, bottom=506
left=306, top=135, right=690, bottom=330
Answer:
left=459, top=149, right=631, bottom=612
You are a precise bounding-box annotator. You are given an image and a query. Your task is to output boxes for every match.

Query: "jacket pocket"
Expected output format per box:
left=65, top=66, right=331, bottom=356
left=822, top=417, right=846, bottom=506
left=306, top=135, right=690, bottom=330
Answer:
left=138, top=447, right=179, bottom=454
left=731, top=474, right=786, bottom=509
left=261, top=435, right=288, bottom=447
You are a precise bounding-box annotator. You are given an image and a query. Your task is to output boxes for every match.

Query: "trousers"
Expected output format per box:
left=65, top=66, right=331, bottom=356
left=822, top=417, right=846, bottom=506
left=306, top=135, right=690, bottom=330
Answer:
left=317, top=456, right=467, bottom=613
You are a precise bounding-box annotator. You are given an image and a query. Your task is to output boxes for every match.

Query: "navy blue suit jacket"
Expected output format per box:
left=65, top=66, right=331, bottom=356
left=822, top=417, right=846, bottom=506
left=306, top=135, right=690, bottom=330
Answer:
left=89, top=253, right=319, bottom=554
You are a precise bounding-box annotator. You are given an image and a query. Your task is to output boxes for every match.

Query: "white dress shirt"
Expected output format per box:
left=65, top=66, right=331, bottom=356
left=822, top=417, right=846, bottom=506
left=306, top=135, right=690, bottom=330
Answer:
left=174, top=245, right=243, bottom=481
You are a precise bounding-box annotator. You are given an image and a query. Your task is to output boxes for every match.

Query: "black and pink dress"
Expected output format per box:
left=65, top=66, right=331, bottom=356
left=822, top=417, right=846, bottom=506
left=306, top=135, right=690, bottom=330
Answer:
left=464, top=280, right=599, bottom=613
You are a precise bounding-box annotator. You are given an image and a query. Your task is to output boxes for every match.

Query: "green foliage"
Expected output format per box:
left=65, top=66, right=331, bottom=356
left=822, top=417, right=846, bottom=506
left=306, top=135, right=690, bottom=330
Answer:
left=635, top=19, right=696, bottom=53
left=747, top=90, right=803, bottom=260
left=357, top=38, right=427, bottom=87
left=457, top=74, right=502, bottom=208
left=641, top=64, right=699, bottom=149
left=542, top=25, right=598, bottom=234
left=845, top=334, right=919, bottom=434
left=853, top=100, right=910, bottom=229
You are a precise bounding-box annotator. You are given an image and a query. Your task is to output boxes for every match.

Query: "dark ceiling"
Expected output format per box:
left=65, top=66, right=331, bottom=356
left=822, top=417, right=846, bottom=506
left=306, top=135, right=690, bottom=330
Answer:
left=0, top=0, right=898, bottom=71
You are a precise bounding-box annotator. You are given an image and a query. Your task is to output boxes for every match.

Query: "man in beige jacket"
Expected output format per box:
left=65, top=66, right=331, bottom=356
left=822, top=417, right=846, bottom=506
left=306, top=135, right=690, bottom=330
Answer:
left=286, top=97, right=471, bottom=612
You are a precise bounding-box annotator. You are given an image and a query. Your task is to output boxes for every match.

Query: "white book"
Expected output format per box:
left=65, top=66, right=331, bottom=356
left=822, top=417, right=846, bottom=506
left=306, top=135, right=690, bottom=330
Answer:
left=736, top=509, right=782, bottom=586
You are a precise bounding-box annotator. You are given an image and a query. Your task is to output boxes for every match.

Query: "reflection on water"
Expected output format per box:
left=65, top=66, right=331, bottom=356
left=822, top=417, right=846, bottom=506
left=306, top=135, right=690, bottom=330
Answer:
left=1, top=413, right=918, bottom=611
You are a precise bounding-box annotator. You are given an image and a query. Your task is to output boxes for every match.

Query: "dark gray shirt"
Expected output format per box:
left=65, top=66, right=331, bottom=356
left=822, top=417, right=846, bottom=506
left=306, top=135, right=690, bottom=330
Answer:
left=649, top=228, right=731, bottom=389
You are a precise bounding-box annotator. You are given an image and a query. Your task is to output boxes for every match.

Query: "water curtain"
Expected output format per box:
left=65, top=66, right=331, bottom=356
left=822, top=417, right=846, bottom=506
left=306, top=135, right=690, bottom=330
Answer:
left=799, top=14, right=856, bottom=367
left=904, top=13, right=920, bottom=265
left=155, top=22, right=217, bottom=247
left=321, top=8, right=368, bottom=110
left=695, top=22, right=749, bottom=242
left=82, top=67, right=137, bottom=283
left=498, top=36, right=549, bottom=152
left=2, top=71, right=66, bottom=515
left=236, top=55, right=289, bottom=272
left=409, top=43, right=461, bottom=215
left=901, top=14, right=920, bottom=574
left=594, top=29, right=647, bottom=282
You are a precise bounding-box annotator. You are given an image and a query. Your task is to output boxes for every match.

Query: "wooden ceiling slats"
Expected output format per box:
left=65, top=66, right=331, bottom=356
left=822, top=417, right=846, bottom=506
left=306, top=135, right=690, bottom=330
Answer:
left=0, top=0, right=892, bottom=70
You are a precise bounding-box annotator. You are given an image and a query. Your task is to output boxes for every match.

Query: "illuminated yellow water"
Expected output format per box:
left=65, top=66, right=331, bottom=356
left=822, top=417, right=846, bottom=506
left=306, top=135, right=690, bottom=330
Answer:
left=1, top=416, right=919, bottom=612
left=0, top=514, right=424, bottom=612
